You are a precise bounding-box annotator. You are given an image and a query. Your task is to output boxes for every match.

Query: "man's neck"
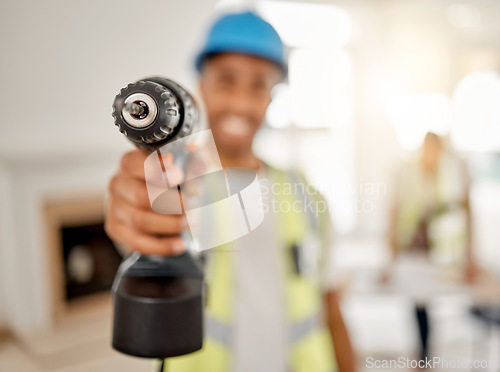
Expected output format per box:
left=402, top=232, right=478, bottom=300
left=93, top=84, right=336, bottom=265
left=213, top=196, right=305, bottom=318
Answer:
left=218, top=151, right=262, bottom=171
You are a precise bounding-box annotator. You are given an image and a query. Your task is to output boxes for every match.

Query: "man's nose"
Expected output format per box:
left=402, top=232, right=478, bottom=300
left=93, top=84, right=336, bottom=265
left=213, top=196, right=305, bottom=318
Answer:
left=225, top=87, right=255, bottom=117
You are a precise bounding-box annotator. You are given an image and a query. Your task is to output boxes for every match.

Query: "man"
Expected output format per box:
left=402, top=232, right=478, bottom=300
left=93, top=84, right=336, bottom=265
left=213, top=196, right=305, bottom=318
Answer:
left=105, top=10, right=356, bottom=372
left=387, top=131, right=477, bottom=362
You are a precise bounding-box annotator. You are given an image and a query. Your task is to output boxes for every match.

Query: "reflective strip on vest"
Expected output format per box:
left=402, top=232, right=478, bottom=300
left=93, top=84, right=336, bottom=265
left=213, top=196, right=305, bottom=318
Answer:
left=205, top=310, right=323, bottom=348
left=206, top=314, right=233, bottom=347
left=289, top=310, right=322, bottom=344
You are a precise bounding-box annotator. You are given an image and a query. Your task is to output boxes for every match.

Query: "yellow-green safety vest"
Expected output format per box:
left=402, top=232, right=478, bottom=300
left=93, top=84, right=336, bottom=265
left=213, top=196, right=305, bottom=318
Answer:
left=156, top=165, right=337, bottom=372
left=394, top=157, right=469, bottom=261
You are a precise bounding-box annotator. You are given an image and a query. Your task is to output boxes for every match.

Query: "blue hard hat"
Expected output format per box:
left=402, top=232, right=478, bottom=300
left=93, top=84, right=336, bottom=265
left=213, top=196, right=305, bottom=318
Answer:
left=194, top=11, right=287, bottom=76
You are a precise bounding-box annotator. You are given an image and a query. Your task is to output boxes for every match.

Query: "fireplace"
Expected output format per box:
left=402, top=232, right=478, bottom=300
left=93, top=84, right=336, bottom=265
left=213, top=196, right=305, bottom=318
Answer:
left=45, top=195, right=121, bottom=322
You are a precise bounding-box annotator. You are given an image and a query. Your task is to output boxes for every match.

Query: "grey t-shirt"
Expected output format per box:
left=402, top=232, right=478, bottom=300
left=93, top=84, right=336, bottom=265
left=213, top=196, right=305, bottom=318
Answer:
left=233, top=169, right=287, bottom=372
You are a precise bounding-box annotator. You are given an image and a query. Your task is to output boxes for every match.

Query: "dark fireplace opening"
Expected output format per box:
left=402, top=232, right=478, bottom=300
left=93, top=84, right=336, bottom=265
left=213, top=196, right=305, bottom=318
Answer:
left=61, top=223, right=122, bottom=301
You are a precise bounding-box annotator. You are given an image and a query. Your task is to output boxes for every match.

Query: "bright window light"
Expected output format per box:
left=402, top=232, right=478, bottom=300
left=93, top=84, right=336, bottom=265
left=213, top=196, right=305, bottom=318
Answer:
left=266, top=83, right=293, bottom=129
left=289, top=48, right=352, bottom=129
left=446, top=3, right=481, bottom=29
left=451, top=71, right=500, bottom=152
left=257, top=1, right=352, bottom=47
left=387, top=93, right=452, bottom=150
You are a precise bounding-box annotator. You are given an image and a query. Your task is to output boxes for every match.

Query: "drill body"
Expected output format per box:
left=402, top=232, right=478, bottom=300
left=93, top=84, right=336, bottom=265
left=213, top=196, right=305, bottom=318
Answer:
left=111, top=77, right=205, bottom=359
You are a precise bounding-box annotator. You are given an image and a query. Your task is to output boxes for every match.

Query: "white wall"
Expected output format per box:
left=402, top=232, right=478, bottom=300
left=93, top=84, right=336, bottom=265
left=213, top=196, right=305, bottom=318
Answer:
left=0, top=0, right=219, bottom=334
left=0, top=0, right=219, bottom=160
left=0, top=162, right=13, bottom=330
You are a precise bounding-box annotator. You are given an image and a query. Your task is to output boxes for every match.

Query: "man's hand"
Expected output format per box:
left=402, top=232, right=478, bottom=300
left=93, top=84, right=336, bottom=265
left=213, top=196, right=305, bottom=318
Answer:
left=325, top=290, right=357, bottom=372
left=464, top=259, right=480, bottom=284
left=105, top=150, right=186, bottom=256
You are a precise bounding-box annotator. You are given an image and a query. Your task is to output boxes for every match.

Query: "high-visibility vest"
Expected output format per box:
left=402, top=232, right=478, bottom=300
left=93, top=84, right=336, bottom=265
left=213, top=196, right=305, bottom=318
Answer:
left=393, top=154, right=469, bottom=264
left=157, top=165, right=337, bottom=372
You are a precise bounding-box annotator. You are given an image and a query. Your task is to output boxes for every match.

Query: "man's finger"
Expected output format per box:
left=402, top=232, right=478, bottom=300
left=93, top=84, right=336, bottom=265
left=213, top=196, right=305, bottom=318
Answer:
left=122, top=150, right=185, bottom=187
left=120, top=150, right=149, bottom=180
left=144, top=151, right=185, bottom=187
left=106, top=219, right=185, bottom=256
left=110, top=196, right=187, bottom=235
left=109, top=173, right=151, bottom=209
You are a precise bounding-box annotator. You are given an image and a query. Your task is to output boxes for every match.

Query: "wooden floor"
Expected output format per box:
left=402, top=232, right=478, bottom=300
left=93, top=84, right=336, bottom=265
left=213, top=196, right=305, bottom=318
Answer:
left=0, top=341, right=152, bottom=372
left=0, top=301, right=153, bottom=372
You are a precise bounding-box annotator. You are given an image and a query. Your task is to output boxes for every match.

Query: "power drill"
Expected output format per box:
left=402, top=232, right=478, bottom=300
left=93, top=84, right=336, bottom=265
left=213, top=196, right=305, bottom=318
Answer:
left=110, top=77, right=205, bottom=359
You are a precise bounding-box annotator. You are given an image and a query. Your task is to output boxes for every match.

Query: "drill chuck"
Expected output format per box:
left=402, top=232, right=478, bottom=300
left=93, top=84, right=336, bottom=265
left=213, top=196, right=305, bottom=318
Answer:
left=112, top=77, right=198, bottom=151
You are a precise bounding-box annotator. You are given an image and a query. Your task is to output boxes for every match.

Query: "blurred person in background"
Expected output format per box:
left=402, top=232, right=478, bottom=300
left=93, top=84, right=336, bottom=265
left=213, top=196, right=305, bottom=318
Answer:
left=386, top=131, right=478, bottom=362
left=105, top=10, right=356, bottom=372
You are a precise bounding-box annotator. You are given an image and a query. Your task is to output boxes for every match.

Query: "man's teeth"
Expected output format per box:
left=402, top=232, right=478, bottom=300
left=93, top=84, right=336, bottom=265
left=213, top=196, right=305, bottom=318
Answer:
left=221, top=117, right=251, bottom=136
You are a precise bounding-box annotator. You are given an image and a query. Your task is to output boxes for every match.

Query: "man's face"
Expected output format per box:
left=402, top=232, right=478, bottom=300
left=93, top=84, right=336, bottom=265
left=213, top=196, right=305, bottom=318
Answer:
left=422, top=133, right=442, bottom=170
left=199, top=53, right=281, bottom=156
